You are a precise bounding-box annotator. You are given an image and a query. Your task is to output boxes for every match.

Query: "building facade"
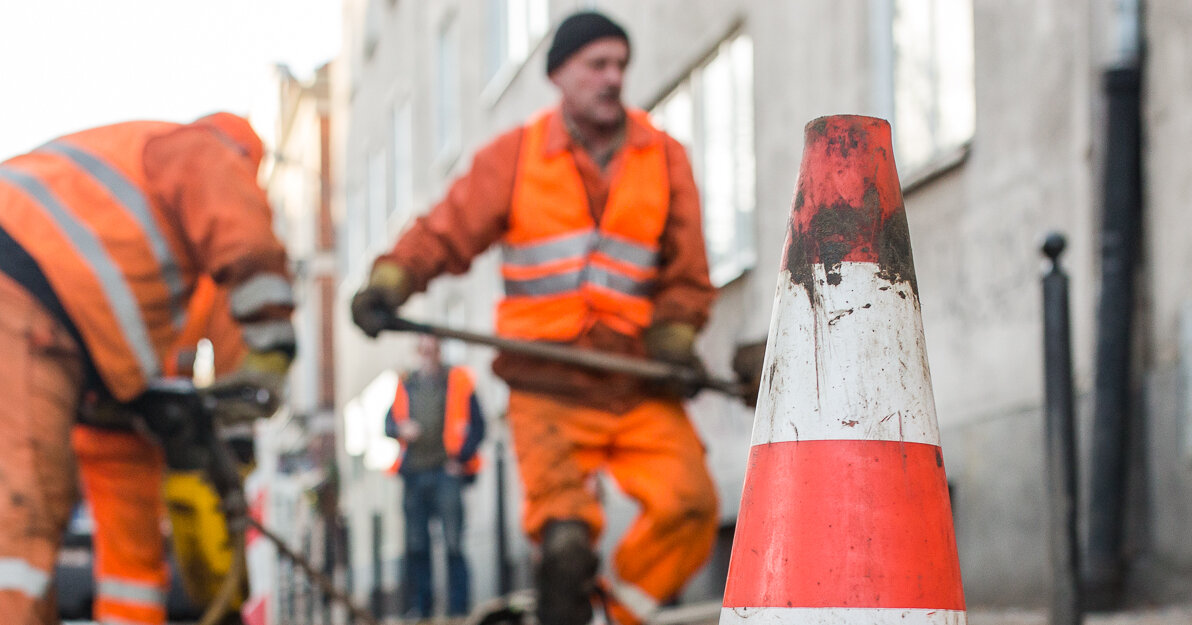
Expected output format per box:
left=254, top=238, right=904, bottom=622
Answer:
left=328, top=0, right=1192, bottom=613
left=254, top=62, right=343, bottom=624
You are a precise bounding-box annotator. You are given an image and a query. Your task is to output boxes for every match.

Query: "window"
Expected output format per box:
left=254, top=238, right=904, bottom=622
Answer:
left=485, top=0, right=550, bottom=92
left=391, top=99, right=414, bottom=235
left=342, top=182, right=367, bottom=281
left=367, top=148, right=387, bottom=250
left=363, top=0, right=383, bottom=61
left=652, top=33, right=757, bottom=287
left=891, top=0, right=975, bottom=173
left=435, top=14, right=462, bottom=162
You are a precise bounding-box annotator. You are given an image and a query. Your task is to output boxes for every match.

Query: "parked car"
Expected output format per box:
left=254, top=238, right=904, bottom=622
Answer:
left=56, top=503, right=205, bottom=621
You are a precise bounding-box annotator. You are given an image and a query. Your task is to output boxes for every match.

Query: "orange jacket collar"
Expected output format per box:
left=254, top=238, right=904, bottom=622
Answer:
left=541, top=106, right=654, bottom=157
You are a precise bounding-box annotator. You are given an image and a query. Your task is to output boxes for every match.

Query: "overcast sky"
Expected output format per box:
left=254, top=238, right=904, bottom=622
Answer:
left=0, top=0, right=341, bottom=161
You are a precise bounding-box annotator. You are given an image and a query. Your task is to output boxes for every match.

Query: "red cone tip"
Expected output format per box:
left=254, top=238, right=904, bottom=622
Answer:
left=784, top=115, right=917, bottom=294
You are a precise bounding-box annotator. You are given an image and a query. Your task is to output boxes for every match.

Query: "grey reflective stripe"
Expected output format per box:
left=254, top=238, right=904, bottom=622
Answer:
left=504, top=266, right=653, bottom=298
left=501, top=230, right=596, bottom=267
left=241, top=319, right=297, bottom=351
left=100, top=615, right=158, bottom=625
left=0, top=558, right=50, bottom=597
left=587, top=266, right=655, bottom=297
left=39, top=141, right=187, bottom=328
left=230, top=273, right=295, bottom=320
left=595, top=234, right=658, bottom=269
left=0, top=168, right=161, bottom=379
left=503, top=269, right=583, bottom=297
left=609, top=574, right=660, bottom=622
left=97, top=577, right=166, bottom=606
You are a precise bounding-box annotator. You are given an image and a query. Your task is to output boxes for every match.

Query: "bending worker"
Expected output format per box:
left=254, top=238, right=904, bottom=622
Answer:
left=72, top=274, right=253, bottom=624
left=385, top=336, right=485, bottom=619
left=0, top=112, right=295, bottom=625
left=352, top=10, right=718, bottom=625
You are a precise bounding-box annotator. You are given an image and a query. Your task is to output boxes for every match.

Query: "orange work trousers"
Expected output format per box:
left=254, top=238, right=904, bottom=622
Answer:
left=507, top=391, right=718, bottom=625
left=0, top=271, right=84, bottom=624
left=73, top=425, right=169, bottom=625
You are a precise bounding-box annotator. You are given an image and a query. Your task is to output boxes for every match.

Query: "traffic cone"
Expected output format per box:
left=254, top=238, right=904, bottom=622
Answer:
left=720, top=115, right=966, bottom=625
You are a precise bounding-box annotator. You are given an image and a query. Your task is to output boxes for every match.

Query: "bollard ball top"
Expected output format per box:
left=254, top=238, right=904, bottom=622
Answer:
left=1041, top=232, right=1067, bottom=261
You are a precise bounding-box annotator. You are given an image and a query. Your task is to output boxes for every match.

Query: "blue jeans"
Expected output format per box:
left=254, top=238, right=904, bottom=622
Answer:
left=402, top=469, right=470, bottom=617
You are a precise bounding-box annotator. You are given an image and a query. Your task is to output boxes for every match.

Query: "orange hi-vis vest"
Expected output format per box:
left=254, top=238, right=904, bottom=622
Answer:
left=387, top=367, right=482, bottom=476
left=0, top=121, right=290, bottom=401
left=163, top=275, right=246, bottom=378
left=497, top=109, right=670, bottom=340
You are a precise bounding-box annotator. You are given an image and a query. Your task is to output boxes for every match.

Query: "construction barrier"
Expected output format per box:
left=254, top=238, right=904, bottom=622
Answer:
left=720, top=115, right=966, bottom=625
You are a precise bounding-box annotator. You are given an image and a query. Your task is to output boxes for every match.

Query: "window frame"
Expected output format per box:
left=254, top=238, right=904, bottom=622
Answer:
left=481, top=0, right=551, bottom=106
left=649, top=28, right=758, bottom=288
left=434, top=12, right=462, bottom=167
left=887, top=0, right=976, bottom=181
left=390, top=98, right=415, bottom=237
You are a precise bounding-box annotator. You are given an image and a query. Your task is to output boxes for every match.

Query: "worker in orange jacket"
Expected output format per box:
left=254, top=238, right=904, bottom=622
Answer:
left=72, top=274, right=250, bottom=624
left=351, top=11, right=718, bottom=625
left=0, top=112, right=295, bottom=625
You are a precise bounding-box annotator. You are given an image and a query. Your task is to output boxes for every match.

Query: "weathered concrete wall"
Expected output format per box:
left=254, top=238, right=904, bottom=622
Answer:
left=1138, top=0, right=1192, bottom=599
left=329, top=0, right=1192, bottom=611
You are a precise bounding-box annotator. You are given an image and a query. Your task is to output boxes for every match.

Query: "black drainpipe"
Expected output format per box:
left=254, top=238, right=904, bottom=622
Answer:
left=1085, top=57, right=1143, bottom=608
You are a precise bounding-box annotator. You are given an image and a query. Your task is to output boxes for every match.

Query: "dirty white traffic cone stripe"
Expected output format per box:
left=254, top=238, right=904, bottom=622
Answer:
left=720, top=115, right=966, bottom=625
left=753, top=262, right=939, bottom=446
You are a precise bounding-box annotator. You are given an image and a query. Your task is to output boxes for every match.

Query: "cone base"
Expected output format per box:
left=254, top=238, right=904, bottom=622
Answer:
left=720, top=607, right=966, bottom=625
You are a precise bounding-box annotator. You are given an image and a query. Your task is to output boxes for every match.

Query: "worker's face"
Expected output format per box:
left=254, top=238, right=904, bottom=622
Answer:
left=550, top=38, right=629, bottom=129
left=417, top=336, right=442, bottom=369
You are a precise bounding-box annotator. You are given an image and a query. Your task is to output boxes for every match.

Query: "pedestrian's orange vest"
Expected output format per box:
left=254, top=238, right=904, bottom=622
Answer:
left=496, top=109, right=670, bottom=340
left=387, top=367, right=482, bottom=476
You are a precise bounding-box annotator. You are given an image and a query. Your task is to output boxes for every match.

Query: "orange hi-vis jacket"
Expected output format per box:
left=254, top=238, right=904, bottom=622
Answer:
left=497, top=109, right=670, bottom=341
left=386, top=367, right=484, bottom=477
left=0, top=116, right=293, bottom=401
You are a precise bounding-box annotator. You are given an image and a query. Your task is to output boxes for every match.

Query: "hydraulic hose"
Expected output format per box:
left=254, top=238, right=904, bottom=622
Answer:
left=197, top=523, right=247, bottom=625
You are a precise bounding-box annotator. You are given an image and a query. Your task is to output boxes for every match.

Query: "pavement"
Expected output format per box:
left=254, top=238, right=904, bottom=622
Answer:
left=653, top=601, right=1192, bottom=625
left=132, top=601, right=1192, bottom=625
left=967, top=605, right=1192, bottom=625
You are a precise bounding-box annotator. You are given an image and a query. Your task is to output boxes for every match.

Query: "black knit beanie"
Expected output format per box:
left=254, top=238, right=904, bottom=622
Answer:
left=546, top=11, right=630, bottom=76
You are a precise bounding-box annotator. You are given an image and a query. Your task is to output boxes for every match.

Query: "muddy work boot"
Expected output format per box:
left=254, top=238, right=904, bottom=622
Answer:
left=536, top=520, right=599, bottom=625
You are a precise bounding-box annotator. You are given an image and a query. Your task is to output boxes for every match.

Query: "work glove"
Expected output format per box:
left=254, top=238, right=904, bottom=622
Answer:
left=642, top=321, right=706, bottom=399
left=731, top=340, right=768, bottom=408
left=351, top=261, right=414, bottom=338
left=208, top=349, right=290, bottom=423
left=77, top=392, right=144, bottom=431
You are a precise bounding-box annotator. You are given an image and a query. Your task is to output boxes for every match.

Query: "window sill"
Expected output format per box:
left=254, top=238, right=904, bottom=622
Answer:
left=481, top=61, right=522, bottom=109
left=436, top=144, right=461, bottom=176
left=900, top=141, right=971, bottom=195
left=481, top=35, right=549, bottom=109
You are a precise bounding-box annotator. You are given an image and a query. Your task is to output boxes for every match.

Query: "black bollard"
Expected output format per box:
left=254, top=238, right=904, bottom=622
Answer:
left=371, top=512, right=384, bottom=619
left=1041, top=232, right=1082, bottom=625
left=495, top=437, right=512, bottom=596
